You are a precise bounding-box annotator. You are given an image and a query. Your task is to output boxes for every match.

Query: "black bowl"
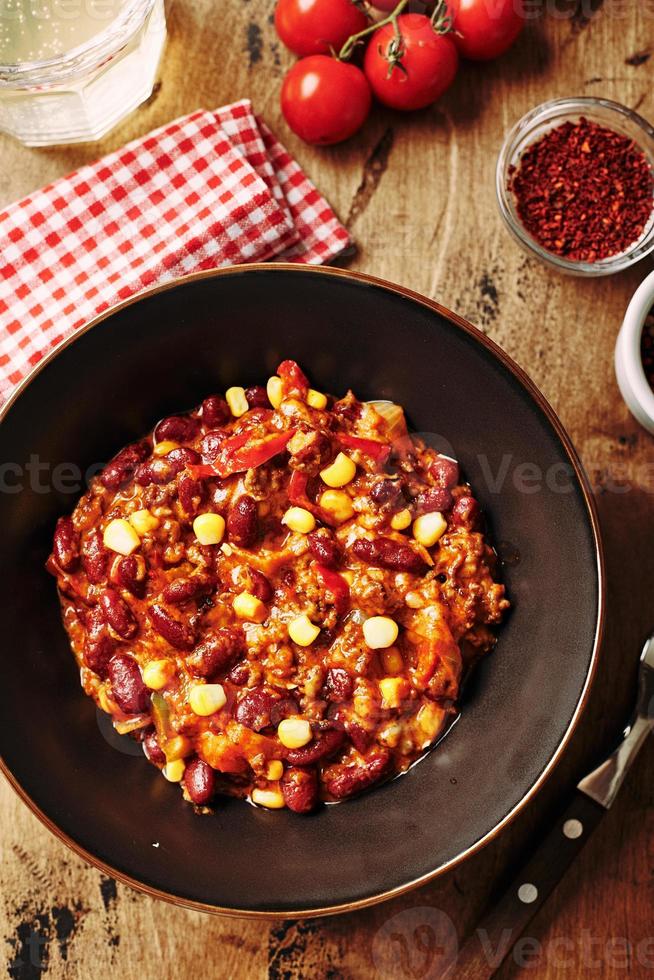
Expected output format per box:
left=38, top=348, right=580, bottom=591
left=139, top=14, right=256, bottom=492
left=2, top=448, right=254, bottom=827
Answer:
left=0, top=266, right=603, bottom=916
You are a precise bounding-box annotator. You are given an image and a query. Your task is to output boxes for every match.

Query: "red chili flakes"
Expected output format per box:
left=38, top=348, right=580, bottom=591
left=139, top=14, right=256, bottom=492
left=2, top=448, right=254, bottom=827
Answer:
left=641, top=313, right=654, bottom=392
left=509, top=117, right=654, bottom=262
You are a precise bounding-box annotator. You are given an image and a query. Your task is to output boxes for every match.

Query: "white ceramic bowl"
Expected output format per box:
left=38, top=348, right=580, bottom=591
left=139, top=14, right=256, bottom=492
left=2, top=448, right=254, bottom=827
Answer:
left=615, top=268, right=654, bottom=433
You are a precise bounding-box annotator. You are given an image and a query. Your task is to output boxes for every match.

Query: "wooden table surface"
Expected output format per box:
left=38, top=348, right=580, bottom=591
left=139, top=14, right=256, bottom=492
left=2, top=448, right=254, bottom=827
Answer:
left=2, top=2, right=653, bottom=978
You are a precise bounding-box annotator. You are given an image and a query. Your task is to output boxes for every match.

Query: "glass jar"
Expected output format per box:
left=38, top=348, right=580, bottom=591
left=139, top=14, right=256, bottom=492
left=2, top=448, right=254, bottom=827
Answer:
left=0, top=0, right=166, bottom=146
left=496, top=97, right=654, bottom=277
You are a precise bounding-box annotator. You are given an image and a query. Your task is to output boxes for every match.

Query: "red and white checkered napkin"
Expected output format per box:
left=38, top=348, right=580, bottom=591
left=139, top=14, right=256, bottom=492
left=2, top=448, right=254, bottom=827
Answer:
left=0, top=99, right=351, bottom=401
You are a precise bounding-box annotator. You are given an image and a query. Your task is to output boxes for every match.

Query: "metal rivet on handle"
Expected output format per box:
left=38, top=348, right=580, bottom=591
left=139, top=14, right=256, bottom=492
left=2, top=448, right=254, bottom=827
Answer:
left=563, top=819, right=583, bottom=839
left=518, top=883, right=538, bottom=904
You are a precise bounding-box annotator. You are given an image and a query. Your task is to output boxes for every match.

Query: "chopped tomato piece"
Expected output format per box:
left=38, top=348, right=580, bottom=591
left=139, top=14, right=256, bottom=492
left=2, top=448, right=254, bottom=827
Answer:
left=316, top=564, right=350, bottom=615
left=190, top=430, right=295, bottom=479
left=288, top=470, right=339, bottom=528
left=337, top=433, right=391, bottom=464
left=277, top=359, right=310, bottom=399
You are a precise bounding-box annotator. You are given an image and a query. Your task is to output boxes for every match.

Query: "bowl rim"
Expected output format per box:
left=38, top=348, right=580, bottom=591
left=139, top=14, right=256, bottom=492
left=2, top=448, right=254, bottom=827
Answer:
left=0, top=262, right=605, bottom=918
left=615, top=268, right=654, bottom=432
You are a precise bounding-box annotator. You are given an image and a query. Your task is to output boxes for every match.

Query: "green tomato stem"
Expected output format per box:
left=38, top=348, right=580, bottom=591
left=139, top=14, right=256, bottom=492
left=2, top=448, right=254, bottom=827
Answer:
left=338, top=0, right=411, bottom=61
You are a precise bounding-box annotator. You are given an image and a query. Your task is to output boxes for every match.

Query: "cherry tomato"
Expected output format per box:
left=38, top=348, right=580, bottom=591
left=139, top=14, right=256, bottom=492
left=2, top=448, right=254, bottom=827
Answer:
left=369, top=0, right=398, bottom=8
left=281, top=55, right=372, bottom=145
left=274, top=0, right=368, bottom=58
left=449, top=0, right=525, bottom=61
left=363, top=14, right=458, bottom=111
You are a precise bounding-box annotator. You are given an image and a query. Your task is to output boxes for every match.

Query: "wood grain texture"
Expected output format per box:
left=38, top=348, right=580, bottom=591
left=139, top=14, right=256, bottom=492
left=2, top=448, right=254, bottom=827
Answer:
left=1, top=2, right=653, bottom=977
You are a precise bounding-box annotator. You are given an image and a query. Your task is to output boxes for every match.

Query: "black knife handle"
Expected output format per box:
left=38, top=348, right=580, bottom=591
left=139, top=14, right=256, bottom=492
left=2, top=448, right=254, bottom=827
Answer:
left=454, top=792, right=606, bottom=979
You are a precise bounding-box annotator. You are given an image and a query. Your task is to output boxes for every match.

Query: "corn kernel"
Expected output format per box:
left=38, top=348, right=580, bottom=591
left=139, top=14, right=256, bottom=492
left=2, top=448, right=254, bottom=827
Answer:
left=153, top=440, right=180, bottom=457
left=103, top=518, right=140, bottom=556
left=379, top=676, right=407, bottom=709
left=381, top=648, right=404, bottom=675
left=189, top=683, right=227, bottom=717
left=307, top=388, right=328, bottom=410
left=341, top=570, right=355, bottom=586
left=233, top=591, right=267, bottom=623
left=226, top=386, right=249, bottom=417
left=267, top=375, right=284, bottom=409
left=282, top=506, right=316, bottom=534
left=391, top=509, right=412, bottom=531
left=363, top=616, right=399, bottom=649
left=252, top=787, right=286, bottom=809
left=413, top=511, right=448, bottom=548
left=129, top=508, right=159, bottom=535
left=163, top=759, right=186, bottom=782
left=266, top=760, right=284, bottom=781
left=142, top=659, right=175, bottom=691
left=320, top=452, right=356, bottom=488
left=319, top=489, right=354, bottom=523
left=288, top=614, right=320, bottom=647
left=277, top=717, right=312, bottom=749
left=193, top=512, right=226, bottom=545
left=165, top=735, right=192, bottom=762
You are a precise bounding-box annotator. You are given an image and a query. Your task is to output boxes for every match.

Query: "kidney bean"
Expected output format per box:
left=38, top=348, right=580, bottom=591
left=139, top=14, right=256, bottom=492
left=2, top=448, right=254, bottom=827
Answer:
left=244, top=385, right=269, bottom=408
left=200, top=430, right=227, bottom=461
left=162, top=573, right=213, bottom=605
left=108, top=653, right=150, bottom=715
left=100, top=441, right=148, bottom=490
left=351, top=536, right=428, bottom=574
left=285, top=725, right=345, bottom=766
left=227, top=495, right=258, bottom=548
left=184, top=757, right=216, bottom=805
left=450, top=495, right=480, bottom=530
left=430, top=456, right=459, bottom=490
left=154, top=414, right=199, bottom=443
left=178, top=474, right=205, bottom=516
left=227, top=661, right=250, bottom=686
left=84, top=633, right=115, bottom=678
left=186, top=626, right=246, bottom=678
left=147, top=604, right=195, bottom=650
left=167, top=447, right=201, bottom=471
left=81, top=528, right=108, bottom=584
left=134, top=458, right=176, bottom=487
left=202, top=395, right=230, bottom=429
left=83, top=607, right=115, bottom=678
left=370, top=479, right=403, bottom=508
left=143, top=729, right=166, bottom=766
left=346, top=721, right=373, bottom=754
left=234, top=687, right=276, bottom=732
left=307, top=529, right=340, bottom=569
left=282, top=767, right=318, bottom=814
left=52, top=516, right=79, bottom=572
left=100, top=588, right=138, bottom=639
left=270, top=696, right=301, bottom=727
left=248, top=568, right=273, bottom=603
left=413, top=487, right=453, bottom=515
left=323, top=667, right=353, bottom=703
left=109, top=554, right=147, bottom=597
left=323, top=749, right=391, bottom=800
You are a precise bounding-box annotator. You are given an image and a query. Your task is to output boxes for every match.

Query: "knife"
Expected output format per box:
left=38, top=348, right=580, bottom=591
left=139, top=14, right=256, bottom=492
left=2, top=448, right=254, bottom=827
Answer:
left=454, top=631, right=654, bottom=979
